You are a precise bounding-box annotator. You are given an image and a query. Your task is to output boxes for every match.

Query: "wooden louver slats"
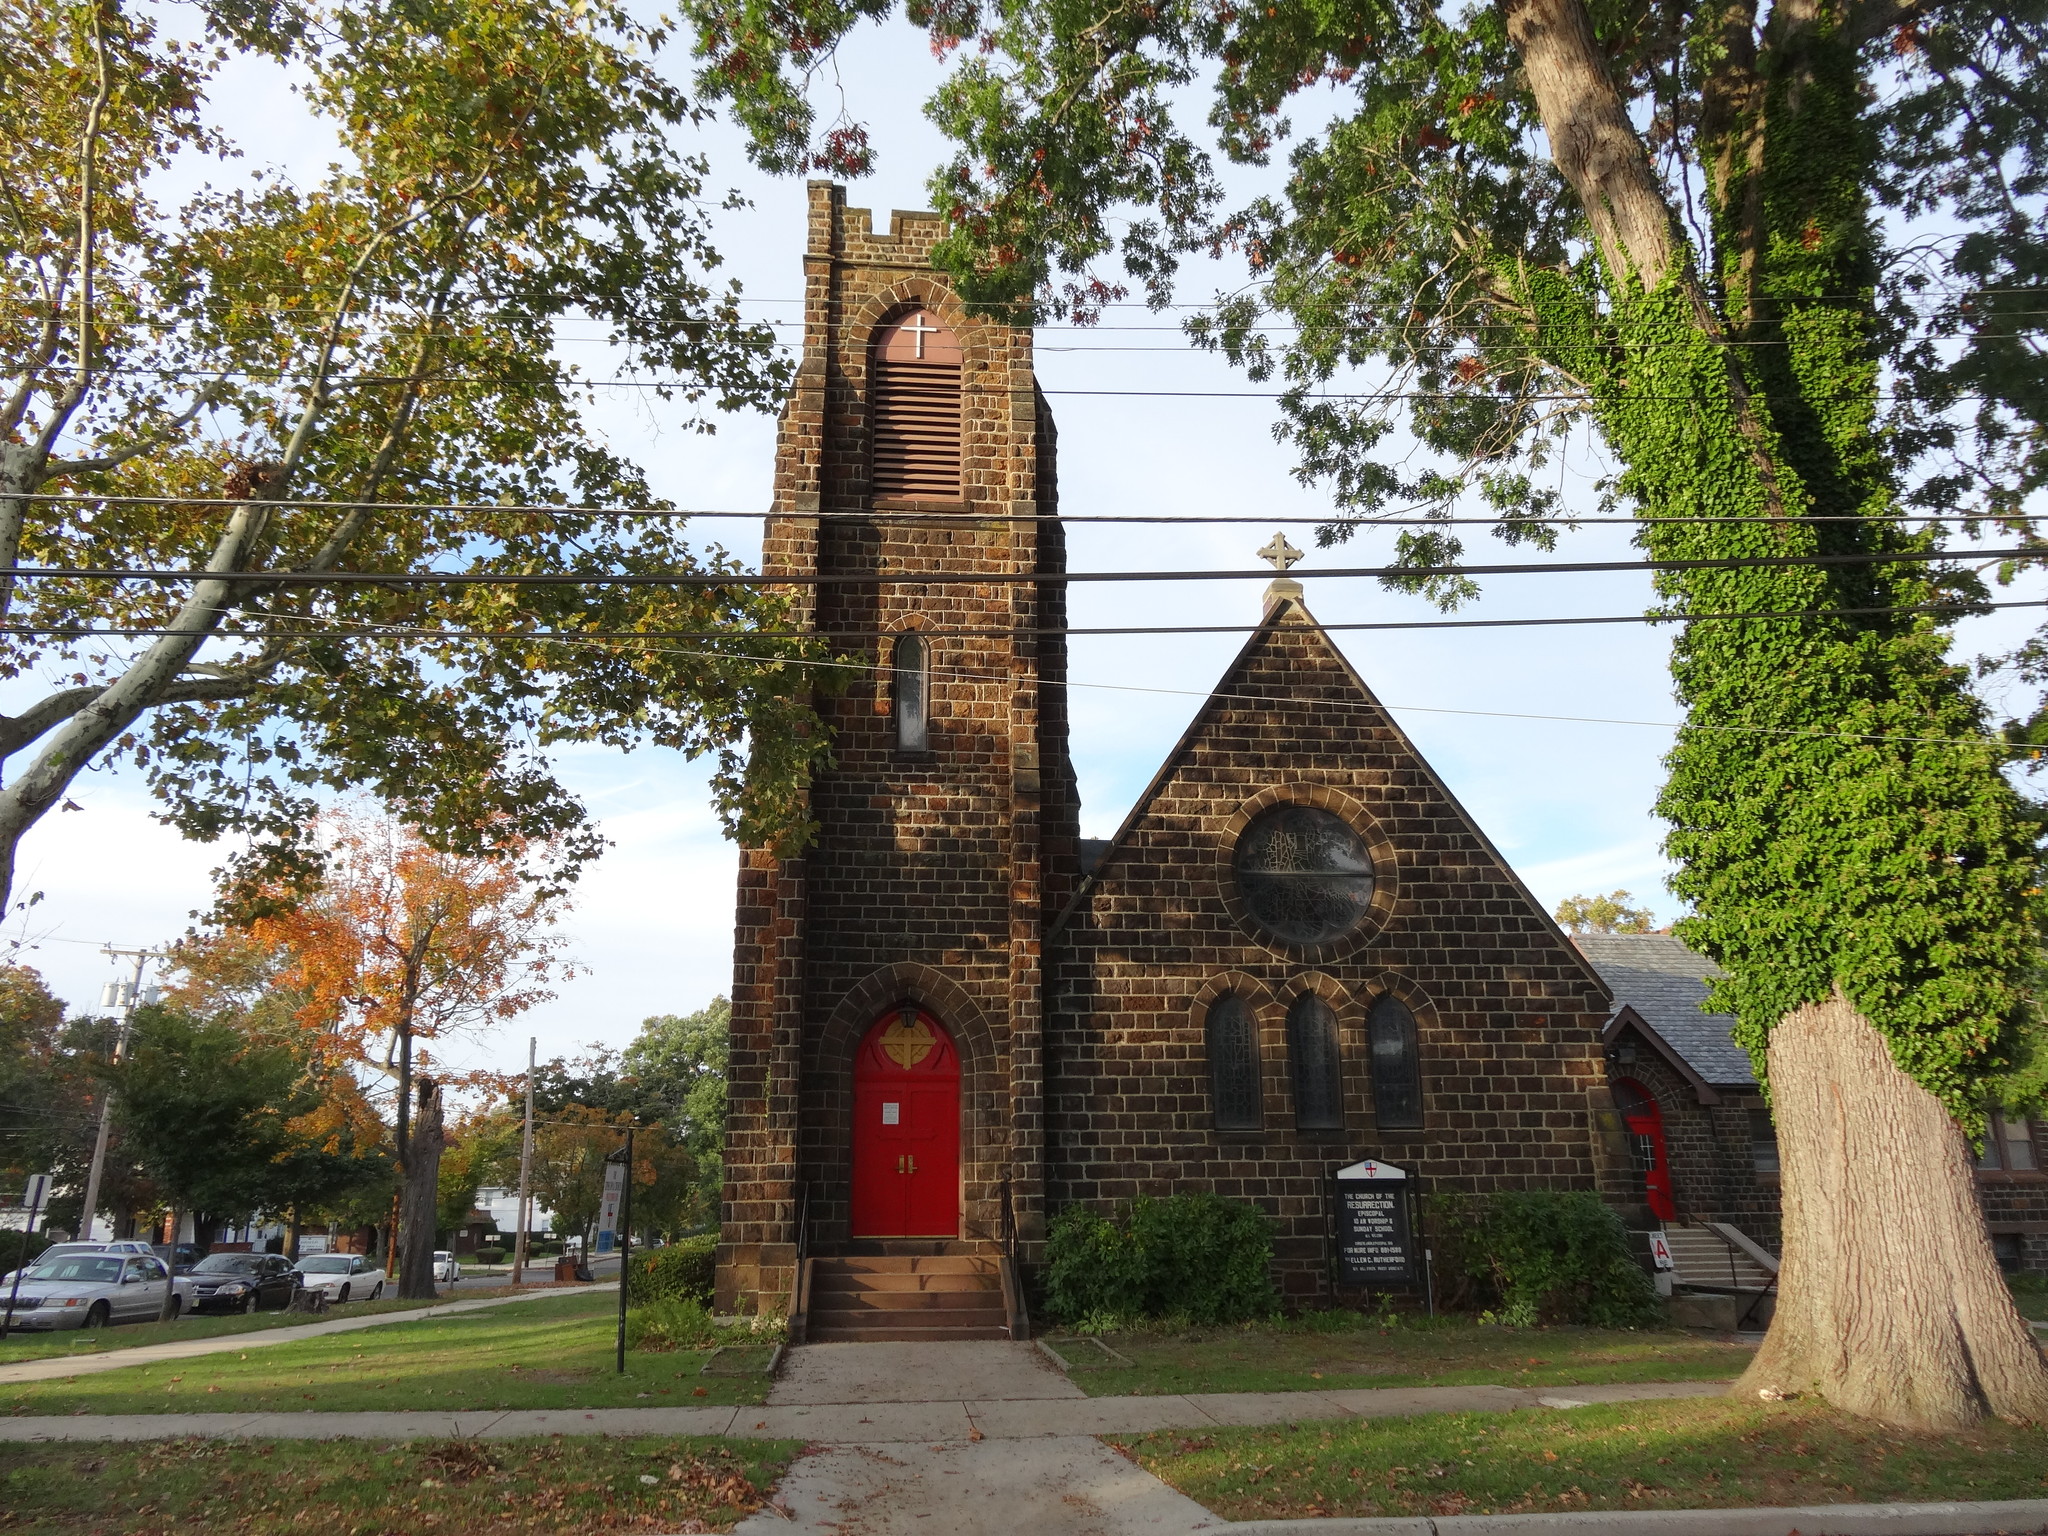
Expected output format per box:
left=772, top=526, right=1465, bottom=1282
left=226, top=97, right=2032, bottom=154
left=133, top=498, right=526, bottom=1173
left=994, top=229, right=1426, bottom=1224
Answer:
left=872, top=361, right=962, bottom=499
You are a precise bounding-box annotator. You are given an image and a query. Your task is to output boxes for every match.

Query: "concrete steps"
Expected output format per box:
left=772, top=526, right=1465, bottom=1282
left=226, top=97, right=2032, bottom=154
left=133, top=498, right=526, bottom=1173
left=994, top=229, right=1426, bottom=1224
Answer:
left=1664, top=1224, right=1774, bottom=1291
left=806, top=1253, right=1010, bottom=1343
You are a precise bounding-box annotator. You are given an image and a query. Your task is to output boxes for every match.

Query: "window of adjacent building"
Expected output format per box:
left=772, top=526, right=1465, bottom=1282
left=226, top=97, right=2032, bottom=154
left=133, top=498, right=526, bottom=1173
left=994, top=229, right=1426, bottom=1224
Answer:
left=1286, top=992, right=1344, bottom=1130
left=1748, top=1107, right=1780, bottom=1174
left=1207, top=993, right=1263, bottom=1131
left=1977, top=1112, right=2040, bottom=1172
left=1232, top=804, right=1376, bottom=945
left=871, top=308, right=963, bottom=499
left=893, top=632, right=929, bottom=752
left=1366, top=993, right=1423, bottom=1130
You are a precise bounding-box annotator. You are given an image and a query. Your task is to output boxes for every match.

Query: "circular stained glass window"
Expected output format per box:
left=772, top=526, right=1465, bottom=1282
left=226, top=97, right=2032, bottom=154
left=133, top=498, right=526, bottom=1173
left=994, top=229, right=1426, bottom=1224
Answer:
left=1232, top=805, right=1376, bottom=945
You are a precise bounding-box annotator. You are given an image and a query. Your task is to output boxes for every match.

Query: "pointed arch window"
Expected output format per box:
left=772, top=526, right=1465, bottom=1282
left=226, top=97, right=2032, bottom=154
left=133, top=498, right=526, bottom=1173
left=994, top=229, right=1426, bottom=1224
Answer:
left=871, top=308, right=962, bottom=499
left=1367, top=994, right=1424, bottom=1130
left=1286, top=992, right=1344, bottom=1130
left=893, top=632, right=929, bottom=752
left=1206, top=992, right=1263, bottom=1131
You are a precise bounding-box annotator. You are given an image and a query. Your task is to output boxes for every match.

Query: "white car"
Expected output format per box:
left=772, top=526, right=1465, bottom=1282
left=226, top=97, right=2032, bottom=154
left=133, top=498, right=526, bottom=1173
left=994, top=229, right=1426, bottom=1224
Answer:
left=432, top=1251, right=460, bottom=1283
left=291, top=1253, right=386, bottom=1302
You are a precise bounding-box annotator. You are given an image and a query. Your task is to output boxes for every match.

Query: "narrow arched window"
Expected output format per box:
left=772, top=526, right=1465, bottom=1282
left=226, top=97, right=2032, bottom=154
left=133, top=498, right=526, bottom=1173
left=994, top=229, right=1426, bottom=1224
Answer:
left=871, top=308, right=962, bottom=499
left=893, top=632, right=929, bottom=752
left=1207, top=992, right=1262, bottom=1131
left=1286, top=993, right=1344, bottom=1130
left=1367, top=994, right=1424, bottom=1130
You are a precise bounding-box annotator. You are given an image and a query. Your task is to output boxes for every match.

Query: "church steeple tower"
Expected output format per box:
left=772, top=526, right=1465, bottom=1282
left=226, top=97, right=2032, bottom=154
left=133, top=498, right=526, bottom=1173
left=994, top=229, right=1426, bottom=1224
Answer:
left=717, top=184, right=1076, bottom=1315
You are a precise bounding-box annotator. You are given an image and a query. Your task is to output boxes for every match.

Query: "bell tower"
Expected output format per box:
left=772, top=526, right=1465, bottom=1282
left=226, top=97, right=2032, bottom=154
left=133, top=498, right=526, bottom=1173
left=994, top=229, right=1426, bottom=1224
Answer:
left=717, top=184, right=1077, bottom=1314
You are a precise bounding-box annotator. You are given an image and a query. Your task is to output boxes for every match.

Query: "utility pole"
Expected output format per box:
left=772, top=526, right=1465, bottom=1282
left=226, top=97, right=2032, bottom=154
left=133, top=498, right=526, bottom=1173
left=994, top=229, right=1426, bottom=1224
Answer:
left=78, top=947, right=156, bottom=1241
left=511, top=1036, right=535, bottom=1286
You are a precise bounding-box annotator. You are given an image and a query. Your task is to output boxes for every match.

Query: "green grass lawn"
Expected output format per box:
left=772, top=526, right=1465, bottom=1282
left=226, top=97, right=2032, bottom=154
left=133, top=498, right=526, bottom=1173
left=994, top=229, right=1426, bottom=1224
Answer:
left=2011, top=1271, right=2048, bottom=1321
left=0, top=1433, right=801, bottom=1534
left=1115, top=1396, right=2048, bottom=1520
left=1049, top=1315, right=1752, bottom=1396
left=0, top=1289, right=550, bottom=1365
left=0, top=1293, right=775, bottom=1415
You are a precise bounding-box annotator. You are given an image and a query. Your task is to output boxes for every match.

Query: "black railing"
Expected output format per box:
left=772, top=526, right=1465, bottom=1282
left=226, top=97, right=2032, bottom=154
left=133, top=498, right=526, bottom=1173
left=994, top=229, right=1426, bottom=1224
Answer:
left=794, top=1182, right=811, bottom=1273
left=998, top=1175, right=1017, bottom=1267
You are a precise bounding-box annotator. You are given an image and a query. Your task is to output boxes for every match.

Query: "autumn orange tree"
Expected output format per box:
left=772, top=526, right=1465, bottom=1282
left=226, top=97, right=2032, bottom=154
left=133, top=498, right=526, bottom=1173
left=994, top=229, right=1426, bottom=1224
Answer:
left=181, top=808, right=570, bottom=1296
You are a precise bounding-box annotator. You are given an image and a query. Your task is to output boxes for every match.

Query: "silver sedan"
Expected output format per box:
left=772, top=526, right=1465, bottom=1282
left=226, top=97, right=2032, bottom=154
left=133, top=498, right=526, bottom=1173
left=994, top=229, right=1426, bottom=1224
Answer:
left=1, top=1251, right=185, bottom=1330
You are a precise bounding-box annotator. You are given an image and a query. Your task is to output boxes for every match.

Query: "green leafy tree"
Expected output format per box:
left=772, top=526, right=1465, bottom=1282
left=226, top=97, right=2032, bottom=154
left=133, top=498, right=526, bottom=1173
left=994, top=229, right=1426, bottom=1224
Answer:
left=0, top=966, right=97, bottom=1235
left=688, top=0, right=2048, bottom=1425
left=1554, top=892, right=1657, bottom=936
left=0, top=0, right=835, bottom=913
left=621, top=998, right=729, bottom=1227
left=112, top=1006, right=313, bottom=1318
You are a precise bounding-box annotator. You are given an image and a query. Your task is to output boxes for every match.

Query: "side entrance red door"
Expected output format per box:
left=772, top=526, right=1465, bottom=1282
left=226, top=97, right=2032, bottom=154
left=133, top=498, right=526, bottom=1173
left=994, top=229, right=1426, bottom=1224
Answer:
left=1613, top=1077, right=1677, bottom=1222
left=851, top=1007, right=961, bottom=1238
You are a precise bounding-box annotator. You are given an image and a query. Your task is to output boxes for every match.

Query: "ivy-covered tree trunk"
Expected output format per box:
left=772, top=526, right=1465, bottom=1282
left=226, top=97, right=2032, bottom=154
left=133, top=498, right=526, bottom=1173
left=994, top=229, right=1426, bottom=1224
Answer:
left=1743, top=993, right=2048, bottom=1422
left=1508, top=0, right=2048, bottom=1428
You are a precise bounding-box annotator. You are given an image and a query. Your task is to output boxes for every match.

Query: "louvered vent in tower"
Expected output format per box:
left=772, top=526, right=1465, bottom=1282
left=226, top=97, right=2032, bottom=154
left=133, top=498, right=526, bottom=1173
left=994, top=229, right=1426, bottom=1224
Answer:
left=871, top=308, right=962, bottom=499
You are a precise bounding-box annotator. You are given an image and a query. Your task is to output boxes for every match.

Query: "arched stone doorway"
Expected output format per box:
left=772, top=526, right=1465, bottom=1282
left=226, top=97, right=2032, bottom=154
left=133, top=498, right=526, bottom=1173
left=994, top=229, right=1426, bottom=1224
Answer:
left=851, top=1005, right=962, bottom=1238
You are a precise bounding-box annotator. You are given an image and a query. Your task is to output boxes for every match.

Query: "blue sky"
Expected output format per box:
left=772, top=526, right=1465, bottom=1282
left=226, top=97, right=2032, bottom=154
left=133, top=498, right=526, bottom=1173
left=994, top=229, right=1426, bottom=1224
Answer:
left=9, top=10, right=2043, bottom=1077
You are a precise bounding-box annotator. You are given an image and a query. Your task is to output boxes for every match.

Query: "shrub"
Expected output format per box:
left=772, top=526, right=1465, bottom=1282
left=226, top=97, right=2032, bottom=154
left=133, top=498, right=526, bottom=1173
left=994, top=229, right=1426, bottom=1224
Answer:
left=1042, top=1193, right=1278, bottom=1327
left=1430, top=1190, right=1662, bottom=1327
left=473, top=1248, right=505, bottom=1265
left=628, top=1232, right=717, bottom=1306
left=626, top=1296, right=719, bottom=1352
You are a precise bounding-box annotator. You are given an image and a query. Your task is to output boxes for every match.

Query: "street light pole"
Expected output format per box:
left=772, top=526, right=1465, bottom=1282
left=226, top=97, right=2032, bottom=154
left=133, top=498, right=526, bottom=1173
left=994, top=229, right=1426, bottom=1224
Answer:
left=77, top=948, right=155, bottom=1240
left=512, top=1036, right=535, bottom=1285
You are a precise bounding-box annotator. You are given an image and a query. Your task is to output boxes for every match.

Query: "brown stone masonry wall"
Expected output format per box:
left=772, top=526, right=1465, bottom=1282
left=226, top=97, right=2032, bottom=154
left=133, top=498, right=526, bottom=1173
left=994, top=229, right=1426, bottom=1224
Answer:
left=719, top=184, right=1070, bottom=1311
left=1046, top=606, right=1614, bottom=1305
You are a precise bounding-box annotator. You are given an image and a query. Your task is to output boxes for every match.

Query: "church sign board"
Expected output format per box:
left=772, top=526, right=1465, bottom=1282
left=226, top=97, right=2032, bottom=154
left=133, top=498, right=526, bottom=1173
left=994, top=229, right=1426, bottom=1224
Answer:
left=1333, top=1159, right=1415, bottom=1287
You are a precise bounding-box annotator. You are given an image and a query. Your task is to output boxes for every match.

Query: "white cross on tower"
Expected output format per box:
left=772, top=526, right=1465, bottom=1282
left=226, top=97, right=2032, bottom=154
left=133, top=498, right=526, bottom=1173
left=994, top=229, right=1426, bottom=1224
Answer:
left=903, top=311, right=941, bottom=359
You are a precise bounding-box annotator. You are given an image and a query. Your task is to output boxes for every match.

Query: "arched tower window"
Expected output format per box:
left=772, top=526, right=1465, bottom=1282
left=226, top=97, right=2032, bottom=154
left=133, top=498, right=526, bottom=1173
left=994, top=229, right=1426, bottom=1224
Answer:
left=871, top=308, right=963, bottom=499
left=1286, top=992, right=1344, bottom=1130
left=893, top=632, right=929, bottom=752
left=1206, top=992, right=1263, bottom=1131
left=1366, top=994, right=1424, bottom=1130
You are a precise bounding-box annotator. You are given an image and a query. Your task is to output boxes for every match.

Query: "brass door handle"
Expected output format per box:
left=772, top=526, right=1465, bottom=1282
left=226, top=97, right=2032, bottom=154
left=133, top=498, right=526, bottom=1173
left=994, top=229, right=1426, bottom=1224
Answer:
left=907, top=1155, right=917, bottom=1175
left=897, top=1155, right=905, bottom=1174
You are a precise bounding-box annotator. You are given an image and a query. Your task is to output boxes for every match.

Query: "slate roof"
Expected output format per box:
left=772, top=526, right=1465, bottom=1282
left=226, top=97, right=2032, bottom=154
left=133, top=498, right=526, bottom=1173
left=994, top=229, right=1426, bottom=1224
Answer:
left=1572, top=932, right=1757, bottom=1088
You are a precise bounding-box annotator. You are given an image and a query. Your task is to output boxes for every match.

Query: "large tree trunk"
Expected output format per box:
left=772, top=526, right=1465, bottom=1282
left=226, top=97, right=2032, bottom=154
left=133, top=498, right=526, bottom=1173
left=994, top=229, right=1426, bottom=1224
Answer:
left=1738, top=991, right=2048, bottom=1428
left=398, top=1079, right=444, bottom=1301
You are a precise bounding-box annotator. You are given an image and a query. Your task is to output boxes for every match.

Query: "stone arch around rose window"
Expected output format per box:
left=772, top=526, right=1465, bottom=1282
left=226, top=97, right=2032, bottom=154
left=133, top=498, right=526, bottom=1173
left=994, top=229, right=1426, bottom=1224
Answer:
left=806, top=963, right=1005, bottom=1247
left=1215, top=783, right=1398, bottom=964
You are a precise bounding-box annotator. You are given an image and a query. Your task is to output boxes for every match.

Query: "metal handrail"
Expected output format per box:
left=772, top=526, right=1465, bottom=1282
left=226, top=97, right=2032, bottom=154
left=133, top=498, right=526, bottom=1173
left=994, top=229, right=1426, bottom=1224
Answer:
left=998, top=1175, right=1017, bottom=1266
left=794, top=1182, right=810, bottom=1272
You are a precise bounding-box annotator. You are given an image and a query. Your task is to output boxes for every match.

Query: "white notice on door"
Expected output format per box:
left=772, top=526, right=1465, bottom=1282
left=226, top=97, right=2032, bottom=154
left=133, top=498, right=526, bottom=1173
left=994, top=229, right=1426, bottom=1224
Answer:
left=882, top=1102, right=900, bottom=1125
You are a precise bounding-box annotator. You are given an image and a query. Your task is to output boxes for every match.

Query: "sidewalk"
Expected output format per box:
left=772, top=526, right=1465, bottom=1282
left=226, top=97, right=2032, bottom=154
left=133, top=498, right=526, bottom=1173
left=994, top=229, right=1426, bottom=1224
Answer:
left=0, top=1373, right=1730, bottom=1444
left=0, top=1283, right=592, bottom=1387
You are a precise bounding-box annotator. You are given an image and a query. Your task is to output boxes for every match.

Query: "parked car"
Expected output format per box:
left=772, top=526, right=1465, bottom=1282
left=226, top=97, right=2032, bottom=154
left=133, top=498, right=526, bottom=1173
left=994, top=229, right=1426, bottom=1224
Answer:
left=291, top=1253, right=385, bottom=1302
left=1, top=1251, right=184, bottom=1330
left=184, top=1252, right=297, bottom=1314
left=153, top=1242, right=207, bottom=1275
left=432, top=1251, right=460, bottom=1283
left=2, top=1241, right=107, bottom=1291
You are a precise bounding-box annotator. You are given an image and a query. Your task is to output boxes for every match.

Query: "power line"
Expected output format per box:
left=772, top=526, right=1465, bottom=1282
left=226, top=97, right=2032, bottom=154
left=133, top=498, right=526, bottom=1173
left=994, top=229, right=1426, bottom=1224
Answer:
left=19, top=490, right=2048, bottom=530
left=13, top=595, right=2046, bottom=645
left=5, top=545, right=2039, bottom=590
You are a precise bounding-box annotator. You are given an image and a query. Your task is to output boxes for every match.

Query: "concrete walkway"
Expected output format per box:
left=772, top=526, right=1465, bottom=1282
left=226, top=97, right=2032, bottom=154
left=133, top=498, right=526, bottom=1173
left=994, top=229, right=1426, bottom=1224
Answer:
left=0, top=1345, right=1730, bottom=1444
left=0, top=1282, right=592, bottom=1386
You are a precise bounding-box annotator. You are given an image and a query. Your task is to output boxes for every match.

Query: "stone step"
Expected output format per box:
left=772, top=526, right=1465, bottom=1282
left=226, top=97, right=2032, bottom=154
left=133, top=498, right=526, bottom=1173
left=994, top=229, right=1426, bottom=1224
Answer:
left=814, top=1270, right=999, bottom=1294
left=807, top=1322, right=1012, bottom=1342
left=826, top=1254, right=999, bottom=1277
left=1663, top=1227, right=1774, bottom=1289
left=812, top=1289, right=1007, bottom=1314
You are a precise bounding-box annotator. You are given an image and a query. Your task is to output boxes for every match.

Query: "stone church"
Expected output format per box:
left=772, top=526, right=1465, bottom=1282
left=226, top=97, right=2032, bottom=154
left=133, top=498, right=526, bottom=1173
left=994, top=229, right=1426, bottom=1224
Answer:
left=714, top=185, right=1640, bottom=1330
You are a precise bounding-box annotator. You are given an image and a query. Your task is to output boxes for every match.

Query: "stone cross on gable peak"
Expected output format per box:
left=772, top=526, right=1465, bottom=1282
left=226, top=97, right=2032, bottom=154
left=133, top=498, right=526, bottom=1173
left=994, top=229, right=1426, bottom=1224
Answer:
left=1259, top=530, right=1307, bottom=615
left=1258, top=531, right=1304, bottom=571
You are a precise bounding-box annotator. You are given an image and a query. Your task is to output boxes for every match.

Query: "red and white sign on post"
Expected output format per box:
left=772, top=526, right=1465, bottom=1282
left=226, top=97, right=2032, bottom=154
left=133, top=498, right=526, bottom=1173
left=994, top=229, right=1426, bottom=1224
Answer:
left=1648, top=1231, right=1675, bottom=1270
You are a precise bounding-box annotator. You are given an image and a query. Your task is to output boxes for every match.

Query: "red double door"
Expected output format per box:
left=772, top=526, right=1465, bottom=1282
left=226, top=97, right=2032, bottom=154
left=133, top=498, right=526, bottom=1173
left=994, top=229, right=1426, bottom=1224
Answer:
left=851, top=1007, right=961, bottom=1238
